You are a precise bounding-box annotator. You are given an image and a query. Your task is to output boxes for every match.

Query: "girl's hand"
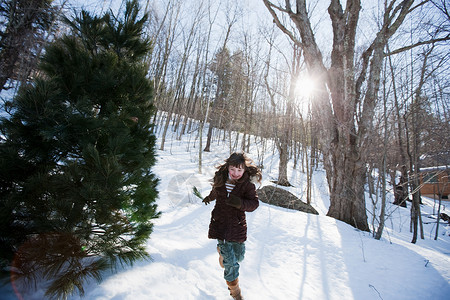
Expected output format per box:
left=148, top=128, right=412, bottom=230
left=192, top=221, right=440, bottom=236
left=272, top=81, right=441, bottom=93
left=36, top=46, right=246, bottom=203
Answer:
left=202, top=196, right=213, bottom=205
left=224, top=194, right=242, bottom=209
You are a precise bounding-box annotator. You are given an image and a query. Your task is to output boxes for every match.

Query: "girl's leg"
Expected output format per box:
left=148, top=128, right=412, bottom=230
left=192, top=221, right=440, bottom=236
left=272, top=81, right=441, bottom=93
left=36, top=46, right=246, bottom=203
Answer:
left=217, top=240, right=245, bottom=299
left=217, top=246, right=224, bottom=268
left=233, top=242, right=245, bottom=263
left=217, top=240, right=245, bottom=282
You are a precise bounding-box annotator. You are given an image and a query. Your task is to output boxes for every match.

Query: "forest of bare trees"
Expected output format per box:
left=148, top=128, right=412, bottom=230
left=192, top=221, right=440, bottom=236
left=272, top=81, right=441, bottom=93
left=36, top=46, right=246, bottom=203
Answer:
left=1, top=0, right=449, bottom=242
left=142, top=0, right=449, bottom=241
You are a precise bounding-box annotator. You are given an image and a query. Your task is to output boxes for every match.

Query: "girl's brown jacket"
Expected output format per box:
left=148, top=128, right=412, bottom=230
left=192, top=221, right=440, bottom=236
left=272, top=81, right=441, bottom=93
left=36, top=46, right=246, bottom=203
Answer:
left=207, top=173, right=259, bottom=243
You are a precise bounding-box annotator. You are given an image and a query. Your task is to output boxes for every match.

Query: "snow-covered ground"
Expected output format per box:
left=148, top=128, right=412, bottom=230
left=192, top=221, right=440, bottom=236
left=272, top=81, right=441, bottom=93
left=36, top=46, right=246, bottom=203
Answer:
left=2, top=121, right=449, bottom=300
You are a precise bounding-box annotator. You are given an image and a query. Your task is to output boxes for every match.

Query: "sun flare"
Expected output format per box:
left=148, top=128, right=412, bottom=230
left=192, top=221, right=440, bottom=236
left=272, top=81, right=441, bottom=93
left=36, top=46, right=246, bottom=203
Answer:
left=294, top=75, right=316, bottom=99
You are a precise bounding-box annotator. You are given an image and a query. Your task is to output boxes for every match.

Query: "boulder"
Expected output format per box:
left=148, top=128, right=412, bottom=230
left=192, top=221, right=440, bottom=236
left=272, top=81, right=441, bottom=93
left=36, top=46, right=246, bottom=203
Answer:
left=257, top=185, right=319, bottom=215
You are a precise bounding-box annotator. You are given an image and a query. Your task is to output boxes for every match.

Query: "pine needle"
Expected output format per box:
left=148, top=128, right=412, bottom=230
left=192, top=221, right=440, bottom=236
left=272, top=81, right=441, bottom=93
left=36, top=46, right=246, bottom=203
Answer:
left=192, top=186, right=203, bottom=199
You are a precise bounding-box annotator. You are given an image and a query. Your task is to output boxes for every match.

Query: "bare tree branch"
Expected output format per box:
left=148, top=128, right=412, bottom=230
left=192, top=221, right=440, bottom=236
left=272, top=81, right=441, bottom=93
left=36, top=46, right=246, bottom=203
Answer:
left=430, top=0, right=450, bottom=19
left=385, top=35, right=450, bottom=56
left=410, top=0, right=432, bottom=13
left=262, top=0, right=302, bottom=48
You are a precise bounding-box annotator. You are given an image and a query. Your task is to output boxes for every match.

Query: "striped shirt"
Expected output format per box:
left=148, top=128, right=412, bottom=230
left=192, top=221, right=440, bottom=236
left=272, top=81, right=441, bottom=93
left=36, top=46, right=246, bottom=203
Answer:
left=225, top=175, right=236, bottom=196
left=225, top=182, right=235, bottom=195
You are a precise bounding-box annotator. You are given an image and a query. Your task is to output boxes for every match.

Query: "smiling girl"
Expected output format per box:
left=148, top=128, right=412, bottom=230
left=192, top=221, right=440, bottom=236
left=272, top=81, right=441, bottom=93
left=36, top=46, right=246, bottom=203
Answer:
left=203, top=152, right=262, bottom=299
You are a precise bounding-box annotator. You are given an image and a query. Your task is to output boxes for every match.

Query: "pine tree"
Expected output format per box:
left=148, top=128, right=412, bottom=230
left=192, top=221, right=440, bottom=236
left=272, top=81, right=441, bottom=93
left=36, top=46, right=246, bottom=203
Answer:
left=0, top=1, right=159, bottom=298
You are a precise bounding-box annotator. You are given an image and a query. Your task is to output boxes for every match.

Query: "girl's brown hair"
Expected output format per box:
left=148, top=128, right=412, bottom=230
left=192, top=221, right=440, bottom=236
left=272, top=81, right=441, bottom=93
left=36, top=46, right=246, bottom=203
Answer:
left=212, top=152, right=262, bottom=188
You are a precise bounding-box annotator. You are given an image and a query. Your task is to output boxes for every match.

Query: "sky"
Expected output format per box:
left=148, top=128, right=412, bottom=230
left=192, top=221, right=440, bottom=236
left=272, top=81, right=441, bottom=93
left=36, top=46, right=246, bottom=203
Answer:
left=1, top=118, right=449, bottom=300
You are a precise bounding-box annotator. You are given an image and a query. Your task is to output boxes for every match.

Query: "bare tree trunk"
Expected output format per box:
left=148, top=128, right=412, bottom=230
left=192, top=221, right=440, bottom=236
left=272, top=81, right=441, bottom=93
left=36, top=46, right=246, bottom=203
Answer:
left=408, top=44, right=438, bottom=242
left=150, top=2, right=181, bottom=150
left=406, top=92, right=423, bottom=244
left=305, top=145, right=312, bottom=204
left=307, top=108, right=315, bottom=205
left=204, top=7, right=237, bottom=152
left=387, top=46, right=409, bottom=207
left=197, top=0, right=220, bottom=172
left=375, top=74, right=389, bottom=240
left=434, top=180, right=443, bottom=240
left=179, top=38, right=203, bottom=138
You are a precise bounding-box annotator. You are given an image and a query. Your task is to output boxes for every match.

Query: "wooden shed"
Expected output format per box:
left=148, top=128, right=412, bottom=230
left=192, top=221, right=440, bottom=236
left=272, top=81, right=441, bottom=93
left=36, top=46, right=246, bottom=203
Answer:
left=419, top=166, right=450, bottom=199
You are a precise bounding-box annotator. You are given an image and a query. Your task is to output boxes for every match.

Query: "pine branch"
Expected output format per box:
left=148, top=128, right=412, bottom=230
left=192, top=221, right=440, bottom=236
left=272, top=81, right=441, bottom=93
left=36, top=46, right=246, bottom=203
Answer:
left=192, top=186, right=203, bottom=199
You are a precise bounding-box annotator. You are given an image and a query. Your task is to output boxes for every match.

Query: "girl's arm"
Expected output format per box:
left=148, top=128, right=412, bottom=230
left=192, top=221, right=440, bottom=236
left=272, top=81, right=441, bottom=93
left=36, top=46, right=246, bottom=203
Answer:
left=240, top=182, right=259, bottom=212
left=203, top=187, right=227, bottom=205
left=225, top=182, right=258, bottom=211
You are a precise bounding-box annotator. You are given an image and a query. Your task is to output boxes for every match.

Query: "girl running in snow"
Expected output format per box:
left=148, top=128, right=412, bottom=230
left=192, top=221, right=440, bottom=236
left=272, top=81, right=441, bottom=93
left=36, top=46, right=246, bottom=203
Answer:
left=203, top=152, right=262, bottom=300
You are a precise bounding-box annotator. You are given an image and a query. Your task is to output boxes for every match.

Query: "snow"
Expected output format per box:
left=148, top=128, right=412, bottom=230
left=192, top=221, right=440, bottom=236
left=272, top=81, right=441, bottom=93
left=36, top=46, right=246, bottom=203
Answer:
left=2, top=122, right=450, bottom=300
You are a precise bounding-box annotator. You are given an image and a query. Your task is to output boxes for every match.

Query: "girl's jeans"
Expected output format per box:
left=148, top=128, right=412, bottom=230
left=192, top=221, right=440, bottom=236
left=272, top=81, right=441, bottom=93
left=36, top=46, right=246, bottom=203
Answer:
left=217, top=240, right=245, bottom=282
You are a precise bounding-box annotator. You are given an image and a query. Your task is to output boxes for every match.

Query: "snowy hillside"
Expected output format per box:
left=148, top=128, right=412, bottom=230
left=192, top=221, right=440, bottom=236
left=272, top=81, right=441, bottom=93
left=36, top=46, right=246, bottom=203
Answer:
left=2, top=123, right=450, bottom=300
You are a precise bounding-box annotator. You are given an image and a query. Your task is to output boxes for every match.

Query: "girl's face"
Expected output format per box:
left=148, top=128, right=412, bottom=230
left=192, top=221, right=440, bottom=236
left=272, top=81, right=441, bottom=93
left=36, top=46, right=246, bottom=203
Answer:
left=229, top=165, right=245, bottom=180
